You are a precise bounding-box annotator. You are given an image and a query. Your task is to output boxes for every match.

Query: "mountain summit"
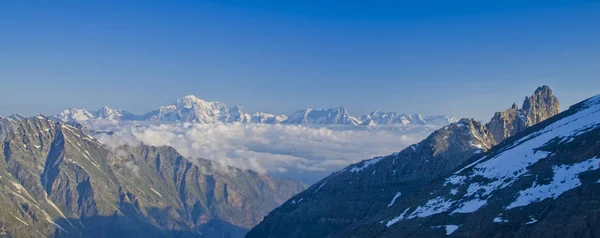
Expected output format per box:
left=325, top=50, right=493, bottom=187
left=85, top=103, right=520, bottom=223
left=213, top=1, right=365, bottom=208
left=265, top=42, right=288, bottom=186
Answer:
left=247, top=86, right=562, bottom=238
left=522, top=85, right=561, bottom=125
left=142, top=95, right=233, bottom=123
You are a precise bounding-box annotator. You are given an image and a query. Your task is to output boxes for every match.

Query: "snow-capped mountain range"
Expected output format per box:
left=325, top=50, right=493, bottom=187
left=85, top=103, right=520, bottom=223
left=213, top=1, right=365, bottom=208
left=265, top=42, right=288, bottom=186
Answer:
left=52, top=95, right=457, bottom=126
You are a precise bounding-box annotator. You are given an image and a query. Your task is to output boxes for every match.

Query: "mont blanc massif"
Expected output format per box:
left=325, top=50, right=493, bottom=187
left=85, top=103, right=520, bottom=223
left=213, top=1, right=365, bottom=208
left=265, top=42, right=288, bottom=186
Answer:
left=1, top=86, right=600, bottom=238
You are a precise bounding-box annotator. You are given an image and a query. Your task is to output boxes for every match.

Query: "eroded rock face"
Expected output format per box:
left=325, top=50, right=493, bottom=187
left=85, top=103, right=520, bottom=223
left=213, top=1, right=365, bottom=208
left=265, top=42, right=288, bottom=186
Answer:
left=486, top=103, right=525, bottom=144
left=0, top=116, right=305, bottom=238
left=486, top=85, right=560, bottom=144
left=0, top=116, right=19, bottom=140
left=247, top=86, right=561, bottom=238
left=522, top=85, right=561, bottom=126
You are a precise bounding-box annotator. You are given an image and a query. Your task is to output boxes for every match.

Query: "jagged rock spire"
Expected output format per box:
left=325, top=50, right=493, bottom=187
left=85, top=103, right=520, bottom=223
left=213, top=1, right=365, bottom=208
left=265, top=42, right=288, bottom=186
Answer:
left=485, top=85, right=560, bottom=143
left=522, top=85, right=560, bottom=126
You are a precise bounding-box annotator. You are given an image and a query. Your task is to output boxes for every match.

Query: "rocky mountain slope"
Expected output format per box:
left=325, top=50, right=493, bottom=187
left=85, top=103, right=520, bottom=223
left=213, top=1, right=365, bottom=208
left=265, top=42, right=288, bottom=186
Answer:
left=337, top=92, right=600, bottom=237
left=51, top=95, right=456, bottom=126
left=246, top=86, right=561, bottom=238
left=0, top=116, right=305, bottom=237
left=0, top=116, right=20, bottom=140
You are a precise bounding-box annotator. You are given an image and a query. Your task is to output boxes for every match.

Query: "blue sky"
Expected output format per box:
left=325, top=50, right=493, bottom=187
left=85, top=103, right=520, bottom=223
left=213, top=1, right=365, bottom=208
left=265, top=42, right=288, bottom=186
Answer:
left=1, top=1, right=599, bottom=120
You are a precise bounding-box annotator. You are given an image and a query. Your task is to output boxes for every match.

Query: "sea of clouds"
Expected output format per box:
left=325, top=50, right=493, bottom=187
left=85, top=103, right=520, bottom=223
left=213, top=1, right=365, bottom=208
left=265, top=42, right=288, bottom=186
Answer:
left=91, top=121, right=438, bottom=184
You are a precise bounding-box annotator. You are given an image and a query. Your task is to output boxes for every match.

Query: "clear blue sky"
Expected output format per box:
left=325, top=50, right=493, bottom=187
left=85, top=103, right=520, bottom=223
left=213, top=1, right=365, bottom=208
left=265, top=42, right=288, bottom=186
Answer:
left=1, top=1, right=599, bottom=120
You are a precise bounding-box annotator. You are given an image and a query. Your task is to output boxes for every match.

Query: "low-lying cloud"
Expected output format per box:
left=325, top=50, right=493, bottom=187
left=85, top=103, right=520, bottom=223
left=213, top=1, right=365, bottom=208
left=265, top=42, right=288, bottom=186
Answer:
left=93, top=122, right=437, bottom=184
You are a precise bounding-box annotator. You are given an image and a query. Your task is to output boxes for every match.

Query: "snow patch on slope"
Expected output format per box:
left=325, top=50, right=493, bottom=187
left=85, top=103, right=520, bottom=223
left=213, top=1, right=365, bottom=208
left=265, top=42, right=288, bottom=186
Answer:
left=150, top=188, right=163, bottom=197
left=387, top=196, right=453, bottom=226
left=314, top=181, right=327, bottom=194
left=451, top=199, right=487, bottom=214
left=386, top=207, right=410, bottom=227
left=445, top=225, right=459, bottom=235
left=506, top=157, right=600, bottom=209
left=350, top=157, right=383, bottom=173
left=387, top=192, right=402, bottom=207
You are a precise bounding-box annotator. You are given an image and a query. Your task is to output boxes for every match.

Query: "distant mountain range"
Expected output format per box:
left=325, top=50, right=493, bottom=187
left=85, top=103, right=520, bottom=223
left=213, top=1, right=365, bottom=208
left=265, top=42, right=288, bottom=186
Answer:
left=47, top=95, right=457, bottom=126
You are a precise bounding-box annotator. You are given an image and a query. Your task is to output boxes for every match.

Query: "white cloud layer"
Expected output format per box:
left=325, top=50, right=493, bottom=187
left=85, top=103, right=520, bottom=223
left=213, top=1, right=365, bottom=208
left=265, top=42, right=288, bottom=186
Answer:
left=92, top=122, right=437, bottom=184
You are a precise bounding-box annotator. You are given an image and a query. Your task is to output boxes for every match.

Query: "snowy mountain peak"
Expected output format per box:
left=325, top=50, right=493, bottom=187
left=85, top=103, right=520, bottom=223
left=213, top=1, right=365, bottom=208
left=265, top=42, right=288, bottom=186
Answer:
left=286, top=107, right=361, bottom=125
left=182, top=94, right=200, bottom=100
left=143, top=95, right=230, bottom=123
left=55, top=108, right=95, bottom=122
left=360, top=111, right=454, bottom=126
left=53, top=107, right=138, bottom=122
left=96, top=106, right=118, bottom=117
left=175, top=95, right=215, bottom=108
left=95, top=106, right=137, bottom=121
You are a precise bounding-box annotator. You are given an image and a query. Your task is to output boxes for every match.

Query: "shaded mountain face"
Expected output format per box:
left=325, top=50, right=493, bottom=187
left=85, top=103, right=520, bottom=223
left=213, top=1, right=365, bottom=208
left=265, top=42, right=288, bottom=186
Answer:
left=246, top=86, right=561, bottom=238
left=338, top=93, right=600, bottom=238
left=50, top=95, right=456, bottom=126
left=0, top=116, right=305, bottom=237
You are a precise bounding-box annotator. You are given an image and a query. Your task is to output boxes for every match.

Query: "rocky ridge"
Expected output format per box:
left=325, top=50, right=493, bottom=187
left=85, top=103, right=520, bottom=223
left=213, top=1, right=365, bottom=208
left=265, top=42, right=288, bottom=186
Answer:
left=337, top=91, right=600, bottom=237
left=0, top=116, right=305, bottom=238
left=246, top=86, right=561, bottom=238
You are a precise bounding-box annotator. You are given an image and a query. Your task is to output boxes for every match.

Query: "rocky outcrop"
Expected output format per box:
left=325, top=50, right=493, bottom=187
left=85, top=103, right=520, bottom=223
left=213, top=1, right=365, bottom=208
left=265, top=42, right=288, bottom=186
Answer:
left=486, top=85, right=560, bottom=143
left=486, top=103, right=526, bottom=144
left=522, top=85, right=560, bottom=125
left=0, top=117, right=17, bottom=140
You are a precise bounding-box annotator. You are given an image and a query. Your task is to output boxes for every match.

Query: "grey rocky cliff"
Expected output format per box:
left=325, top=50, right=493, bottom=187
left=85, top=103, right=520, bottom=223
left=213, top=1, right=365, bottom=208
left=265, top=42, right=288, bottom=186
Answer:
left=246, top=86, right=561, bottom=238
left=486, top=103, right=526, bottom=144
left=522, top=85, right=560, bottom=125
